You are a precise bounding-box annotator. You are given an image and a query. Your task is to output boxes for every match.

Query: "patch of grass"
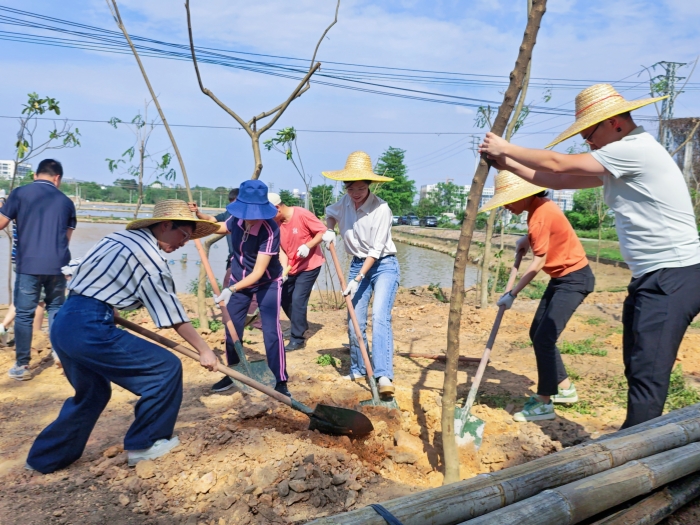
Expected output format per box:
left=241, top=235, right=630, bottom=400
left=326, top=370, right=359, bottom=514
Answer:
left=428, top=283, right=448, bottom=303
left=520, top=280, right=548, bottom=300
left=560, top=338, right=608, bottom=357
left=190, top=318, right=225, bottom=332
left=585, top=317, right=605, bottom=326
left=607, top=286, right=628, bottom=293
left=511, top=339, right=533, bottom=349
left=607, top=375, right=628, bottom=407
left=665, top=365, right=700, bottom=411
left=556, top=400, right=595, bottom=415
left=119, top=308, right=142, bottom=320
left=565, top=366, right=581, bottom=382
left=316, top=354, right=341, bottom=367
left=475, top=393, right=515, bottom=409
left=690, top=321, right=700, bottom=330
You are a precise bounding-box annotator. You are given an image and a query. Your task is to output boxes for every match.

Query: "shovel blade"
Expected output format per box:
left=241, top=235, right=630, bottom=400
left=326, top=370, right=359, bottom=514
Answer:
left=309, top=404, right=374, bottom=437
left=454, top=411, right=485, bottom=450
left=359, top=397, right=400, bottom=410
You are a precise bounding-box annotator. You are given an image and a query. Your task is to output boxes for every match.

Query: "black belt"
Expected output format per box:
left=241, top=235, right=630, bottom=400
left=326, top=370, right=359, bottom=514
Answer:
left=351, top=254, right=396, bottom=264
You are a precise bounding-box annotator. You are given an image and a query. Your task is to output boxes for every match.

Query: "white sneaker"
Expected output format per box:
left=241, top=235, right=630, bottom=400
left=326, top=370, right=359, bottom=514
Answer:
left=0, top=324, right=7, bottom=346
left=342, top=372, right=366, bottom=381
left=377, top=376, right=395, bottom=395
left=127, top=437, right=180, bottom=466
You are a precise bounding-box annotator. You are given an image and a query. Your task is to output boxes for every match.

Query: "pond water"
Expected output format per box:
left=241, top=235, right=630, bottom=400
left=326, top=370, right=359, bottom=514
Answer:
left=0, top=222, right=478, bottom=303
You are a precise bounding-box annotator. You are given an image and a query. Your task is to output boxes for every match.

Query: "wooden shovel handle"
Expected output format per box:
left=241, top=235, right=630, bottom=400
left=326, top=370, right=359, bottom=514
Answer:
left=115, top=316, right=293, bottom=408
left=193, top=238, right=241, bottom=344
left=327, top=242, right=375, bottom=380
left=463, top=255, right=523, bottom=412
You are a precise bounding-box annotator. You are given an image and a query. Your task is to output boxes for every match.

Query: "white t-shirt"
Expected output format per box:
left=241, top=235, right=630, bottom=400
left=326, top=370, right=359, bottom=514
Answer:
left=591, top=126, right=700, bottom=278
left=326, top=193, right=397, bottom=259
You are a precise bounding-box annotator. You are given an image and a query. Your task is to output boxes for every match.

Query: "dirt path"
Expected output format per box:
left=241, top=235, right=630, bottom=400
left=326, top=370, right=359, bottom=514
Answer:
left=1, top=268, right=700, bottom=523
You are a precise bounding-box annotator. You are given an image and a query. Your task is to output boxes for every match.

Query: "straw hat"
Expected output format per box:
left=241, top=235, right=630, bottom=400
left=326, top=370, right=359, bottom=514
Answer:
left=126, top=199, right=219, bottom=239
left=322, top=151, right=394, bottom=182
left=547, top=84, right=668, bottom=148
left=478, top=171, right=546, bottom=213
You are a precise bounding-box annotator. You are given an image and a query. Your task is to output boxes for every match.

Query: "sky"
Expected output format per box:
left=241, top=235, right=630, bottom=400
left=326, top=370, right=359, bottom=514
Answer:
left=0, top=0, right=698, bottom=195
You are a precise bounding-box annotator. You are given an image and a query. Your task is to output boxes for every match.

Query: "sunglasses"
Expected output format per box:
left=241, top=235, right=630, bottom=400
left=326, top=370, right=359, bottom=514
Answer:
left=583, top=121, right=602, bottom=145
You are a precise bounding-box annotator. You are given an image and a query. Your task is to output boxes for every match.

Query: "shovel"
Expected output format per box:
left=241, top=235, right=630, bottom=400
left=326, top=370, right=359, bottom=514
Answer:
left=115, top=317, right=374, bottom=438
left=193, top=240, right=275, bottom=391
left=327, top=242, right=400, bottom=410
left=454, top=252, right=523, bottom=449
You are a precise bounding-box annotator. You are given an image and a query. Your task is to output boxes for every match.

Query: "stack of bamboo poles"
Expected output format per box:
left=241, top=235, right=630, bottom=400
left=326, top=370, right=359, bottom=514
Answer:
left=309, top=404, right=700, bottom=525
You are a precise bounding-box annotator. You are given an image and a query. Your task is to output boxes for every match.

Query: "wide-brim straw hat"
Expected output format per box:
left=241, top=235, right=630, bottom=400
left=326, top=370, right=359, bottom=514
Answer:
left=126, top=199, right=219, bottom=239
left=322, top=151, right=394, bottom=182
left=479, top=171, right=546, bottom=213
left=226, top=180, right=278, bottom=220
left=547, top=83, right=668, bottom=148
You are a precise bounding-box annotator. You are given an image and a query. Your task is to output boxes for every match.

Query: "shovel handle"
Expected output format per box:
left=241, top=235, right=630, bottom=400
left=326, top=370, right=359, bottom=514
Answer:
left=462, top=254, right=523, bottom=412
left=115, top=316, right=296, bottom=409
left=327, top=242, right=375, bottom=381
left=193, top=238, right=241, bottom=344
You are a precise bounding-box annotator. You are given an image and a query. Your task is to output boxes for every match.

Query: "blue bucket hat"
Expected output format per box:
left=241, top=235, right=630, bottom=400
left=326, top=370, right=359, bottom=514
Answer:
left=227, top=180, right=278, bottom=220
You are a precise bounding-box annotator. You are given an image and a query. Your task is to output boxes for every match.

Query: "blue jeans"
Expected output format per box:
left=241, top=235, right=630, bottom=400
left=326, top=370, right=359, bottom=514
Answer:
left=27, top=294, right=183, bottom=473
left=347, top=255, right=400, bottom=379
left=14, top=273, right=66, bottom=366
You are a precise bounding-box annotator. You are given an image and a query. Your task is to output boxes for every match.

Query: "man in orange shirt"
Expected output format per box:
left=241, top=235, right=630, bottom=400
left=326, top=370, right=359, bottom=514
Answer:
left=481, top=171, right=595, bottom=422
left=268, top=194, right=327, bottom=351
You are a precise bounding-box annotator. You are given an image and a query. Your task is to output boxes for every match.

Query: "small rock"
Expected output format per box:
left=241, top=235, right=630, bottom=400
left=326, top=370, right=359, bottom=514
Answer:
left=380, top=458, right=394, bottom=471
left=303, top=454, right=315, bottom=464
left=345, top=490, right=358, bottom=508
left=103, top=445, right=123, bottom=458
left=119, top=494, right=130, bottom=507
left=286, top=491, right=310, bottom=506
left=390, top=451, right=418, bottom=465
left=243, top=484, right=257, bottom=495
left=53, top=510, right=64, bottom=517
left=135, top=460, right=156, bottom=479
left=331, top=472, right=349, bottom=485
left=347, top=481, right=362, bottom=491
left=277, top=480, right=290, bottom=497
left=193, top=472, right=217, bottom=494
left=285, top=444, right=297, bottom=457
left=394, top=430, right=424, bottom=456
left=288, top=480, right=308, bottom=493
left=251, top=466, right=277, bottom=490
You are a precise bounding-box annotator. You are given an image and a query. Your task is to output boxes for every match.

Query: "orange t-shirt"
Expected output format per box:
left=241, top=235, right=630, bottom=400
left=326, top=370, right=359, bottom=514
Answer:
left=279, top=207, right=326, bottom=275
left=527, top=197, right=588, bottom=278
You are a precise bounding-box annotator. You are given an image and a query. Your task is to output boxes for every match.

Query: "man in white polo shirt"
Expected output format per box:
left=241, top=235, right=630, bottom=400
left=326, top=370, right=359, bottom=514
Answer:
left=479, top=83, right=700, bottom=428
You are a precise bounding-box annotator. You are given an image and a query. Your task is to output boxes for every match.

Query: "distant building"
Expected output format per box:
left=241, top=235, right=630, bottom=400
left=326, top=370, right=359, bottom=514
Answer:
left=549, top=189, right=575, bottom=212
left=0, top=160, right=32, bottom=180
left=150, top=181, right=163, bottom=189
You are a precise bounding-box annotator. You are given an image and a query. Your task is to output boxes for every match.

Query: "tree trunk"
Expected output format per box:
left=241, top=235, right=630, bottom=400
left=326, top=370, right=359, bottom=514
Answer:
left=135, top=140, right=144, bottom=220
left=480, top=211, right=495, bottom=308
left=440, top=0, right=547, bottom=486
left=251, top=131, right=263, bottom=180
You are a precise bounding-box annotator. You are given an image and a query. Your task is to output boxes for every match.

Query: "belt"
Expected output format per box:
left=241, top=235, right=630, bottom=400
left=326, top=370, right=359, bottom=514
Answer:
left=351, top=254, right=396, bottom=263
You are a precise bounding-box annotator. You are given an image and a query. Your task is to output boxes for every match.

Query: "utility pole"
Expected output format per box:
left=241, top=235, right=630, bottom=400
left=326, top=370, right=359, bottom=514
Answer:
left=649, top=61, right=688, bottom=151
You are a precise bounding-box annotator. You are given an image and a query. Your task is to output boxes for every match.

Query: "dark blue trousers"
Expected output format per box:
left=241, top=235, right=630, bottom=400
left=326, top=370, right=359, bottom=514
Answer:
left=27, top=295, right=183, bottom=474
left=226, top=279, right=287, bottom=382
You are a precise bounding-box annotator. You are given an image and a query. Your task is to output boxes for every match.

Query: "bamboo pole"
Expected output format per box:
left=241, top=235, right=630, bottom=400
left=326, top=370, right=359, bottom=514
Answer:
left=307, top=408, right=700, bottom=525
left=592, top=472, right=700, bottom=525
left=463, top=442, right=700, bottom=525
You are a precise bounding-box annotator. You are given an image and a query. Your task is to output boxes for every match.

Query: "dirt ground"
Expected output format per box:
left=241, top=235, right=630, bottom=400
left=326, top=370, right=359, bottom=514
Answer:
left=1, top=258, right=700, bottom=524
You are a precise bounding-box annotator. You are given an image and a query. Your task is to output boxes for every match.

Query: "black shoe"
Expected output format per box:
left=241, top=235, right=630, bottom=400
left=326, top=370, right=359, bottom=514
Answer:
left=211, top=376, right=234, bottom=393
left=274, top=381, right=291, bottom=398
left=284, top=340, right=306, bottom=352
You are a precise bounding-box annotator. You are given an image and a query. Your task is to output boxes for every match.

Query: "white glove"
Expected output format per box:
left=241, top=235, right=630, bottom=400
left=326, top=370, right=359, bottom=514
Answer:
left=343, top=278, right=360, bottom=298
left=214, top=287, right=233, bottom=306
left=322, top=230, right=336, bottom=249
left=497, top=291, right=516, bottom=310
left=296, top=244, right=310, bottom=258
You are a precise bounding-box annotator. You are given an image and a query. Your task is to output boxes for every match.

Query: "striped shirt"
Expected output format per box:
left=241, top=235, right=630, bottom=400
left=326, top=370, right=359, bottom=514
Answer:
left=68, top=228, right=188, bottom=328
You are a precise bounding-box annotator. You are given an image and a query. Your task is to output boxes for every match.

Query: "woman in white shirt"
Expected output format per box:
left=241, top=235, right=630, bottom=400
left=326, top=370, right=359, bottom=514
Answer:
left=323, top=151, right=400, bottom=395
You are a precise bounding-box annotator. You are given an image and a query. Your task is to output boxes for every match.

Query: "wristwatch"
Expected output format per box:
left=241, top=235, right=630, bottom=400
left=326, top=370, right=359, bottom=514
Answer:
left=355, top=273, right=365, bottom=282
left=229, top=284, right=237, bottom=294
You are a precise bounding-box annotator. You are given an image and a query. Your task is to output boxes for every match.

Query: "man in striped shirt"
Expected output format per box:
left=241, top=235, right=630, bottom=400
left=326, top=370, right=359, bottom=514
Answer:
left=26, top=200, right=220, bottom=473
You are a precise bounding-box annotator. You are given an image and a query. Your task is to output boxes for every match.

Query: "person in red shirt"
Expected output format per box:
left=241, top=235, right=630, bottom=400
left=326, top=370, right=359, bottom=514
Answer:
left=481, top=171, right=595, bottom=423
left=268, top=193, right=327, bottom=351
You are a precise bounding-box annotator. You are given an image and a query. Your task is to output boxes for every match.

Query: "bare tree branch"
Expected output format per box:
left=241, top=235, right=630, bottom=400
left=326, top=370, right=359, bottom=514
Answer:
left=309, top=0, right=340, bottom=72
left=185, top=0, right=251, bottom=133
left=249, top=83, right=311, bottom=126
left=671, top=118, right=700, bottom=158
left=259, top=63, right=321, bottom=134
left=107, top=0, right=193, bottom=201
